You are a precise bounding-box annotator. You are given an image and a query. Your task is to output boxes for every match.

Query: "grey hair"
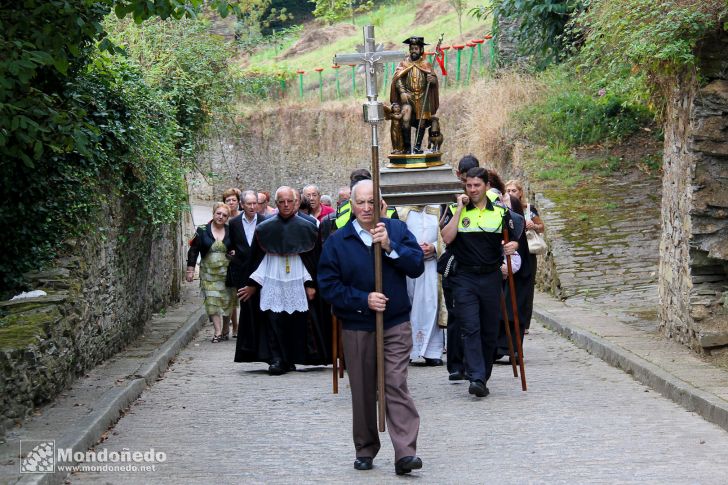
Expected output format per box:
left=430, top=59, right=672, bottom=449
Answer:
left=350, top=179, right=382, bottom=201
left=303, top=184, right=320, bottom=195
left=241, top=190, right=257, bottom=202
left=274, top=186, right=294, bottom=202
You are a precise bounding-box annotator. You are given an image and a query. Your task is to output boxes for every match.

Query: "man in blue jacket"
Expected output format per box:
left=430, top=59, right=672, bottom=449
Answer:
left=318, top=179, right=425, bottom=476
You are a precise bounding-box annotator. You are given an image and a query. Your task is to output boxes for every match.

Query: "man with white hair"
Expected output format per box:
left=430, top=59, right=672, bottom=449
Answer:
left=303, top=184, right=335, bottom=222
left=318, top=179, right=425, bottom=476
left=238, top=186, right=328, bottom=375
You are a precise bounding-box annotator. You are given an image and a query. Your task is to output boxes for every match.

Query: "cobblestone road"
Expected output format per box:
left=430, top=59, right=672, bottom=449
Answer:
left=70, top=320, right=728, bottom=485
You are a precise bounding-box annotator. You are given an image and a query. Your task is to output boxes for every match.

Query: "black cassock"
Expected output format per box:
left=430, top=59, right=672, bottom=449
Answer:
left=234, top=213, right=331, bottom=366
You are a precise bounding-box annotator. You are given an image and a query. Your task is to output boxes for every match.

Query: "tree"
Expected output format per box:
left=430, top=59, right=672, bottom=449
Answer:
left=310, top=0, right=374, bottom=25
left=448, top=0, right=468, bottom=39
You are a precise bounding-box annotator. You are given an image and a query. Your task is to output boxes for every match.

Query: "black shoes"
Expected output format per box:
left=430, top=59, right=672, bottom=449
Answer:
left=353, top=457, right=373, bottom=471
left=268, top=361, right=297, bottom=375
left=268, top=361, right=286, bottom=376
left=424, top=358, right=444, bottom=366
left=448, top=370, right=466, bottom=381
left=468, top=380, right=489, bottom=397
left=354, top=455, right=422, bottom=475
left=395, top=456, right=422, bottom=475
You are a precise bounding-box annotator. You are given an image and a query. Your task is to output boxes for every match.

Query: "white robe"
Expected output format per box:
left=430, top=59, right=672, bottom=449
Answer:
left=250, top=254, right=311, bottom=314
left=404, top=206, right=444, bottom=360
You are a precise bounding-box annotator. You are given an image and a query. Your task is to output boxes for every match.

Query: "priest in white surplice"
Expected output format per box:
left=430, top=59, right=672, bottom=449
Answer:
left=399, top=205, right=444, bottom=365
left=238, top=186, right=330, bottom=375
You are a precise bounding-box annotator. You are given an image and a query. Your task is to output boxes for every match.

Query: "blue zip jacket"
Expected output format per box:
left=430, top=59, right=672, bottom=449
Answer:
left=318, top=218, right=424, bottom=331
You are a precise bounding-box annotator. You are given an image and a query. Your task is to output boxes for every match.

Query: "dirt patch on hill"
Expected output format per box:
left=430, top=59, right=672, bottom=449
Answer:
left=413, top=1, right=454, bottom=26
left=279, top=23, right=357, bottom=59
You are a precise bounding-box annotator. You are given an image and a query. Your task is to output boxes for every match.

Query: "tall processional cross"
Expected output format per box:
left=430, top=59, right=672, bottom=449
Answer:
left=333, top=27, right=405, bottom=432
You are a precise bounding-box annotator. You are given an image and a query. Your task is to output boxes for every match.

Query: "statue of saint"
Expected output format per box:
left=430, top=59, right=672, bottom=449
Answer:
left=390, top=36, right=440, bottom=154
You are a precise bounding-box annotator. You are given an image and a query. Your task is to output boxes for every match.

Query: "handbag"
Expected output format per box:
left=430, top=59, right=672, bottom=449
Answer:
left=526, top=203, right=547, bottom=255
left=526, top=229, right=547, bottom=255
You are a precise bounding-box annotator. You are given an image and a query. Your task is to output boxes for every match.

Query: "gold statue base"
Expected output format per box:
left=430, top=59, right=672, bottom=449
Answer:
left=387, top=152, right=443, bottom=169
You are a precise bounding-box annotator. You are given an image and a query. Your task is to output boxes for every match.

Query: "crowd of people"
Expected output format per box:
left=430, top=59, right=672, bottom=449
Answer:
left=186, top=157, right=545, bottom=475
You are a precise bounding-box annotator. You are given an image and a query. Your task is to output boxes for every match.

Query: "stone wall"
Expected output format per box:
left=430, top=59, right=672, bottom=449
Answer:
left=0, top=198, right=188, bottom=436
left=659, top=32, right=728, bottom=353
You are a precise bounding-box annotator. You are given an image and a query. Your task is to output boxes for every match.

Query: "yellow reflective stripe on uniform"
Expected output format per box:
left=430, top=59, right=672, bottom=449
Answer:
left=457, top=201, right=505, bottom=233
left=335, top=201, right=352, bottom=229
left=335, top=204, right=394, bottom=229
left=458, top=226, right=502, bottom=232
left=335, top=211, right=351, bottom=229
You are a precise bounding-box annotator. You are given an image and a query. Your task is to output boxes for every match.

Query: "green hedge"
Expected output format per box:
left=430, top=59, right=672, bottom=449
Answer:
left=0, top=3, right=238, bottom=295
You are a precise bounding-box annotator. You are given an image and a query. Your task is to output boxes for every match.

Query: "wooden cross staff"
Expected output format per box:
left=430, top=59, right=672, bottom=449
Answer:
left=334, top=26, right=405, bottom=432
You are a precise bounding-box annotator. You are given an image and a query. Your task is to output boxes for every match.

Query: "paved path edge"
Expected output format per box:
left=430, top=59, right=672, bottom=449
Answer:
left=534, top=307, right=728, bottom=433
left=19, top=307, right=206, bottom=485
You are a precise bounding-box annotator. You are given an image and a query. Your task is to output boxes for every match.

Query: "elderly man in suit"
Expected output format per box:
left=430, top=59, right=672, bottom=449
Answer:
left=231, top=190, right=267, bottom=363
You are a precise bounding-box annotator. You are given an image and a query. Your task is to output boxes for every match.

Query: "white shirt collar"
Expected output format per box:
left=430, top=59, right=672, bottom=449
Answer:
left=352, top=220, right=372, bottom=246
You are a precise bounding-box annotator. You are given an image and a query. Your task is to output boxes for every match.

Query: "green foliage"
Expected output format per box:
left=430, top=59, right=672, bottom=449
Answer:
left=568, top=0, right=728, bottom=113
left=527, top=146, right=628, bottom=187
left=310, top=0, right=374, bottom=25
left=236, top=69, right=291, bottom=100
left=234, top=0, right=294, bottom=46
left=517, top=87, right=651, bottom=148
left=470, top=0, right=586, bottom=67
left=0, top=2, right=240, bottom=293
left=262, top=0, right=316, bottom=34
left=514, top=67, right=652, bottom=186
left=106, top=18, right=238, bottom=158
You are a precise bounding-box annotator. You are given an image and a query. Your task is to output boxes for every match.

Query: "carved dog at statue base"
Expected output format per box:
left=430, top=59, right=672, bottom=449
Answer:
left=427, top=117, right=443, bottom=152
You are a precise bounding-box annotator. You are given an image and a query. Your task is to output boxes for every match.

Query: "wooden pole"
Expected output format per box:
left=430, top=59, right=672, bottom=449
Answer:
left=503, top=227, right=527, bottom=391
left=499, top=291, right=519, bottom=378
left=371, top=126, right=386, bottom=432
left=332, top=314, right=339, bottom=394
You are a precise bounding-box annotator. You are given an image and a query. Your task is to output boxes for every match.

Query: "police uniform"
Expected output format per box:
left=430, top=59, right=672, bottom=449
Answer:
left=448, top=190, right=513, bottom=387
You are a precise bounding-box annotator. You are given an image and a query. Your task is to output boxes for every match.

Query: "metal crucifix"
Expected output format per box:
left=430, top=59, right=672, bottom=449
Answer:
left=334, top=27, right=405, bottom=433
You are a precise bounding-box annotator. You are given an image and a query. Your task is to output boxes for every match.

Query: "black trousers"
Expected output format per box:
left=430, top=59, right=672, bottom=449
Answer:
left=451, top=270, right=502, bottom=383
left=443, top=281, right=464, bottom=374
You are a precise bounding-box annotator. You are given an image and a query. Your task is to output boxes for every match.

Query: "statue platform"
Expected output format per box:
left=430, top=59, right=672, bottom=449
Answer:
left=387, top=152, right=443, bottom=169
left=380, top=162, right=462, bottom=206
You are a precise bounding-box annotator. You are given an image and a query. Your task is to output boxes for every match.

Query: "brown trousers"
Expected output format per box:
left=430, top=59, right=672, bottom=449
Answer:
left=342, top=322, right=420, bottom=461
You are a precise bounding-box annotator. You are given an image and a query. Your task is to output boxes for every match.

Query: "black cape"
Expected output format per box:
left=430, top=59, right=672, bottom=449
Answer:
left=236, top=214, right=330, bottom=366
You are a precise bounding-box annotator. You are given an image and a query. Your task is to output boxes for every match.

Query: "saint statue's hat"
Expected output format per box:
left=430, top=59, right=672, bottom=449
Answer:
left=403, top=36, right=429, bottom=46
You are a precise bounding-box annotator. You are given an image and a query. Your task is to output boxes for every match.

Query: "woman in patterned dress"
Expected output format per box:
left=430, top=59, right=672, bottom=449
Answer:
left=186, top=202, right=234, bottom=342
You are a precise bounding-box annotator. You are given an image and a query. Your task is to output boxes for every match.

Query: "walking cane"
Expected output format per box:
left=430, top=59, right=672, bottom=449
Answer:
left=338, top=318, right=345, bottom=379
left=503, top=224, right=527, bottom=391
left=499, top=291, right=519, bottom=378
left=332, top=314, right=339, bottom=394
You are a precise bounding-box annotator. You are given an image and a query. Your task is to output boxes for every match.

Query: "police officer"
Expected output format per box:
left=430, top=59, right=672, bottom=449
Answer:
left=441, top=167, right=518, bottom=397
left=439, top=154, right=481, bottom=381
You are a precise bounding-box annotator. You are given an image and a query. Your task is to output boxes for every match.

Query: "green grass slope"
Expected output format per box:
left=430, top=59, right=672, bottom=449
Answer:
left=243, top=0, right=489, bottom=74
